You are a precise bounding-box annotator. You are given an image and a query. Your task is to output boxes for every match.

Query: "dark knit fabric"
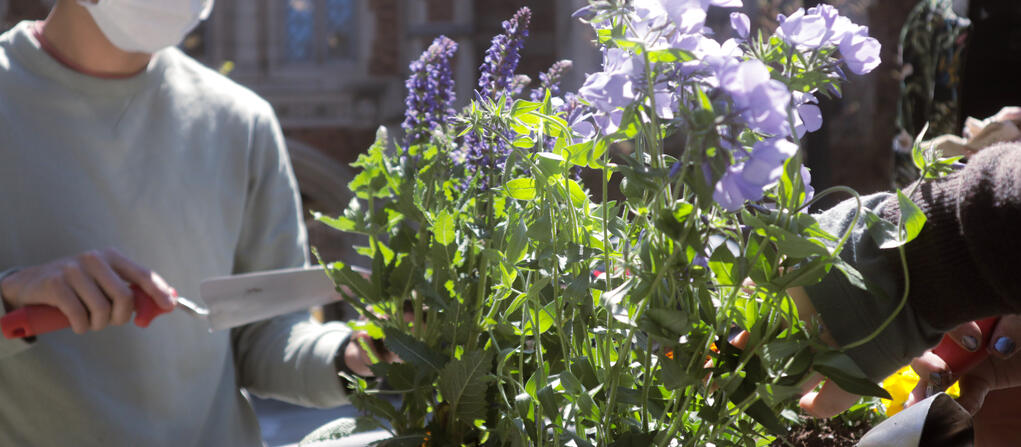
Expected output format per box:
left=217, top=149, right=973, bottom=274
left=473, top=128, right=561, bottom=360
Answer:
left=881, top=144, right=1021, bottom=331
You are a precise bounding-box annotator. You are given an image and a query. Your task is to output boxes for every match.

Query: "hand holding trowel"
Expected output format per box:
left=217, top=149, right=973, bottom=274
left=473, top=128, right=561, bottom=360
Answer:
left=2, top=265, right=357, bottom=339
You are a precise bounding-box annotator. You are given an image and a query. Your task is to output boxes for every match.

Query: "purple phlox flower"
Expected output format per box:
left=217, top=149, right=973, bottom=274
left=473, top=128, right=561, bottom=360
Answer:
left=632, top=0, right=739, bottom=38
left=775, top=6, right=881, bottom=74
left=529, top=59, right=574, bottom=102
left=840, top=29, right=881, bottom=75
left=713, top=138, right=798, bottom=211
left=717, top=59, right=790, bottom=136
left=603, top=48, right=644, bottom=79
left=653, top=87, right=676, bottom=120
left=730, top=12, right=750, bottom=40
left=508, top=74, right=532, bottom=98
left=675, top=34, right=741, bottom=77
left=477, top=7, right=531, bottom=99
left=661, top=0, right=711, bottom=35
left=776, top=8, right=828, bottom=48
left=579, top=48, right=641, bottom=134
left=800, top=165, right=815, bottom=203
left=401, top=36, right=458, bottom=148
left=579, top=71, right=635, bottom=113
left=793, top=91, right=822, bottom=138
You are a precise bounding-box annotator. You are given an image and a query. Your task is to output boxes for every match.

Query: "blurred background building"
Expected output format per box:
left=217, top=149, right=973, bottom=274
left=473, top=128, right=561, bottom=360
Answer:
left=3, top=0, right=920, bottom=285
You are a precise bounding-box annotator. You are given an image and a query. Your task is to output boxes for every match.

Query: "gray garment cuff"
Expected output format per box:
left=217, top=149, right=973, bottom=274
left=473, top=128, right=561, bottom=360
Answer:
left=0, top=267, right=35, bottom=358
left=804, top=194, right=943, bottom=382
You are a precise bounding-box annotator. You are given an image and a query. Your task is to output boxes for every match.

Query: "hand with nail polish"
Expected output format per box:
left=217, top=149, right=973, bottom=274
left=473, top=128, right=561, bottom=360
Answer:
left=908, top=315, right=1021, bottom=446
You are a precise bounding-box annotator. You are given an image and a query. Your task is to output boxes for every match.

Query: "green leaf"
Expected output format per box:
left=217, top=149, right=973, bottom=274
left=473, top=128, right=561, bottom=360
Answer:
left=383, top=327, right=448, bottom=373
left=647, top=48, right=695, bottom=63
left=321, top=260, right=379, bottom=303
left=864, top=211, right=901, bottom=249
left=438, top=350, right=495, bottom=422
left=812, top=351, right=892, bottom=399
left=763, top=225, right=829, bottom=258
left=432, top=210, right=456, bottom=246
left=505, top=177, right=538, bottom=201
left=833, top=259, right=868, bottom=291
left=511, top=99, right=543, bottom=117
left=896, top=190, right=927, bottom=244
left=506, top=217, right=529, bottom=264
left=350, top=393, right=404, bottom=426
left=313, top=211, right=356, bottom=232
left=536, top=152, right=564, bottom=176
left=911, top=122, right=930, bottom=171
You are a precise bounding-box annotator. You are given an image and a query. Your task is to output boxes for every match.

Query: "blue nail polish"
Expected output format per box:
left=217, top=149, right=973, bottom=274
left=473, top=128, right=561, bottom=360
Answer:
left=994, top=337, right=1016, bottom=355
left=961, top=336, right=979, bottom=351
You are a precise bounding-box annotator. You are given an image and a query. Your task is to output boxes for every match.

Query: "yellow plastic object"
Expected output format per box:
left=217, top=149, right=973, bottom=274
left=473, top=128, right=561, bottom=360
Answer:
left=880, top=366, right=961, bottom=417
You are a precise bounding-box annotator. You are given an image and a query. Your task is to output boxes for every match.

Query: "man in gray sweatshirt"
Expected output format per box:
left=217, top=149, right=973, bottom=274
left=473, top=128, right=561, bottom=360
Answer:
left=0, top=1, right=378, bottom=445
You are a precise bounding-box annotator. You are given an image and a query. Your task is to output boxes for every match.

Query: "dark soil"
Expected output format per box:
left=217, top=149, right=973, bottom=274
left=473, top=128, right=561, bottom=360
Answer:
left=770, top=418, right=874, bottom=447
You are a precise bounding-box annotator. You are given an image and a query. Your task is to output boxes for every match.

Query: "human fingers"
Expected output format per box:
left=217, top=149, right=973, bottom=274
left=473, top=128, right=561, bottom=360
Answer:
left=345, top=331, right=393, bottom=377
left=78, top=250, right=136, bottom=326
left=906, top=351, right=951, bottom=408
left=988, top=314, right=1021, bottom=359
left=798, top=379, right=861, bottom=418
left=49, top=281, right=92, bottom=335
left=104, top=248, right=175, bottom=310
left=62, top=261, right=113, bottom=331
left=946, top=321, right=983, bottom=352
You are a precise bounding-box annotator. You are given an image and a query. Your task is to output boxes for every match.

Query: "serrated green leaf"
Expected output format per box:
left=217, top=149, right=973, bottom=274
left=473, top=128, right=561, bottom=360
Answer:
left=438, top=350, right=495, bottom=422
left=383, top=327, right=448, bottom=373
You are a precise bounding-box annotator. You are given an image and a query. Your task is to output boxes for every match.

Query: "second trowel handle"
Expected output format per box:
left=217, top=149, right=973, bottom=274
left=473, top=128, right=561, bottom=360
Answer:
left=932, top=316, right=1000, bottom=377
left=0, top=285, right=171, bottom=339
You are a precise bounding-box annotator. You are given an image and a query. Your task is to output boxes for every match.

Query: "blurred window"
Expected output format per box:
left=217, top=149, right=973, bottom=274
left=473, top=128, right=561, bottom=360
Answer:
left=284, top=0, right=357, bottom=64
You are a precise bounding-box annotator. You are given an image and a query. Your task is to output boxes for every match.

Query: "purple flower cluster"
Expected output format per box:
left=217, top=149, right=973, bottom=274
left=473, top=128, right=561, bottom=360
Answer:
left=716, top=59, right=791, bottom=137
left=402, top=36, right=458, bottom=148
left=776, top=5, right=881, bottom=75
left=477, top=7, right=531, bottom=99
left=462, top=7, right=532, bottom=191
left=578, top=49, right=642, bottom=134
left=530, top=60, right=574, bottom=102
left=713, top=138, right=798, bottom=211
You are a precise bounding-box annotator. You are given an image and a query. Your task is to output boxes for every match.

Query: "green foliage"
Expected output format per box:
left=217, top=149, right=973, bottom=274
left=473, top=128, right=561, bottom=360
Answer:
left=306, top=4, right=934, bottom=446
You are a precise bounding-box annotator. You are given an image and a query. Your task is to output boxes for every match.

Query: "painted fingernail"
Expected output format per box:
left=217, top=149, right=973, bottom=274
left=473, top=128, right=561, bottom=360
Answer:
left=961, top=335, right=979, bottom=351
left=929, top=372, right=943, bottom=386
left=994, top=337, right=1016, bottom=355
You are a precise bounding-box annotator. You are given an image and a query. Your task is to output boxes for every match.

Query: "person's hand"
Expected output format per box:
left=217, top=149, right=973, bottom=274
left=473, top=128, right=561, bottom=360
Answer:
left=786, top=286, right=866, bottom=418
left=730, top=285, right=864, bottom=418
left=908, top=315, right=1021, bottom=413
left=342, top=331, right=400, bottom=377
left=0, top=248, right=175, bottom=334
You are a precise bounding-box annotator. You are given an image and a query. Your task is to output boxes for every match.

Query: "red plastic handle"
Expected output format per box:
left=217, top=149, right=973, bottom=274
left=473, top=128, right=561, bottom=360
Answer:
left=1, top=285, right=172, bottom=339
left=931, top=316, right=1000, bottom=376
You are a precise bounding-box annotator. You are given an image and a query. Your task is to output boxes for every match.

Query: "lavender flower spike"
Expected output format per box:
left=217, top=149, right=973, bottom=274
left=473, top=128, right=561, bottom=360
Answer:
left=530, top=60, right=574, bottom=102
left=477, top=7, right=531, bottom=99
left=401, top=36, right=458, bottom=148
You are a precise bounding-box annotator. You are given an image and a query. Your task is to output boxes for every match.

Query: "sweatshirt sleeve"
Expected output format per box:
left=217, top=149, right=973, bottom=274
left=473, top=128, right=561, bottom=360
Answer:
left=0, top=267, right=35, bottom=358
left=803, top=193, right=943, bottom=382
left=805, top=144, right=1021, bottom=382
left=228, top=103, right=351, bottom=408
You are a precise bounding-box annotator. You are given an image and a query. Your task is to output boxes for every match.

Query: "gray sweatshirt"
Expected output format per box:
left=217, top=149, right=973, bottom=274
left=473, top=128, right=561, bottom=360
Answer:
left=0, top=21, right=350, bottom=446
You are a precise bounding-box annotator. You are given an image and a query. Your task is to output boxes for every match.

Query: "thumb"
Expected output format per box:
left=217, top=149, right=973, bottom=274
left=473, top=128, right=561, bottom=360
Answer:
left=954, top=374, right=992, bottom=415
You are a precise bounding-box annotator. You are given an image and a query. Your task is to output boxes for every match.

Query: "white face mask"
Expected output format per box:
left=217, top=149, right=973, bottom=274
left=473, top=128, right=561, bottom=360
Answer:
left=78, top=0, right=214, bottom=54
